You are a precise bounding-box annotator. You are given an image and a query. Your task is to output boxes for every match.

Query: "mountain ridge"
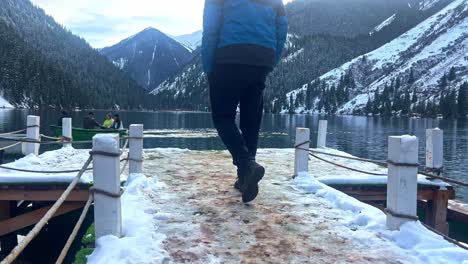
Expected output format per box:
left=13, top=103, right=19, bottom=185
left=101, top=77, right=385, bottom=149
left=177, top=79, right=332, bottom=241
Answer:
left=101, top=27, right=194, bottom=90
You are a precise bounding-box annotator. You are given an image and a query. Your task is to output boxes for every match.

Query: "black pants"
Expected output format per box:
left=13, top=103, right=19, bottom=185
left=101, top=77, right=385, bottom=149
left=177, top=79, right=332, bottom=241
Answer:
left=209, top=64, right=270, bottom=167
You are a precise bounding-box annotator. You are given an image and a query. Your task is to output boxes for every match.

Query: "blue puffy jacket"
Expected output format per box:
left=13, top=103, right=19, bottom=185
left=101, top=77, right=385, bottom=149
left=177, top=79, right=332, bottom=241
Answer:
left=202, top=0, right=288, bottom=75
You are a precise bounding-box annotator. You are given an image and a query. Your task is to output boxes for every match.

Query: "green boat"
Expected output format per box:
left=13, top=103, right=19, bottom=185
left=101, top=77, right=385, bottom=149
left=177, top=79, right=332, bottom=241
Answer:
left=50, top=125, right=127, bottom=141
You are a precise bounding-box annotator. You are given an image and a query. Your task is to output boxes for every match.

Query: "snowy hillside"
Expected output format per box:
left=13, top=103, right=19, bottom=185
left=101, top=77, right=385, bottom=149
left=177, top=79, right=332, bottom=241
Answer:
left=419, top=0, right=446, bottom=10
left=173, top=30, right=203, bottom=51
left=287, top=0, right=467, bottom=116
left=0, top=96, right=13, bottom=108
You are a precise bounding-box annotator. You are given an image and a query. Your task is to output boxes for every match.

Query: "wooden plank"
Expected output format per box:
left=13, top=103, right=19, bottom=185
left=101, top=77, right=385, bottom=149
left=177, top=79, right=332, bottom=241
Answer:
left=0, top=189, right=89, bottom=202
left=0, top=202, right=85, bottom=236
left=0, top=201, right=18, bottom=252
left=447, top=200, right=468, bottom=223
left=425, top=190, right=449, bottom=235
left=0, top=201, right=10, bottom=220
left=329, top=185, right=438, bottom=201
left=350, top=194, right=387, bottom=201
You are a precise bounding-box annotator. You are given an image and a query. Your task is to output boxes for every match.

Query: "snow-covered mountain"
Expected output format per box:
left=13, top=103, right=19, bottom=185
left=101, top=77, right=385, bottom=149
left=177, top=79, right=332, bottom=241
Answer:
left=287, top=0, right=450, bottom=37
left=173, top=30, right=203, bottom=51
left=419, top=0, right=447, bottom=10
left=101, top=27, right=194, bottom=90
left=287, top=0, right=467, bottom=115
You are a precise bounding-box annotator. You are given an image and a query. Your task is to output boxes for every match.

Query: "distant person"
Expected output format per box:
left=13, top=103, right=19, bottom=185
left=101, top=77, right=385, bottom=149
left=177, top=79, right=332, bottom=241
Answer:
left=102, top=113, right=114, bottom=129
left=202, top=0, right=288, bottom=203
left=57, top=110, right=69, bottom=126
left=112, top=114, right=124, bottom=129
left=83, top=112, right=101, bottom=129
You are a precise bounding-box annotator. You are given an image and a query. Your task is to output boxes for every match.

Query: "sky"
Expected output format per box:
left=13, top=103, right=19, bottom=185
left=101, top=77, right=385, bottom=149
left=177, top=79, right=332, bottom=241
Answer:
left=30, top=0, right=294, bottom=48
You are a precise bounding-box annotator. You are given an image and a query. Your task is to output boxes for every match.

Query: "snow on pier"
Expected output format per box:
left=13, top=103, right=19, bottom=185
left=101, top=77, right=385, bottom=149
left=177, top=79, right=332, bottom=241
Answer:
left=94, top=148, right=467, bottom=264
left=0, top=147, right=467, bottom=263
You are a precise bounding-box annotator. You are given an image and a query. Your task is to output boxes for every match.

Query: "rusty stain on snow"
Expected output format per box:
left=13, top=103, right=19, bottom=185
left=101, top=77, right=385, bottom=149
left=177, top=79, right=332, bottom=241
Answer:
left=144, top=149, right=408, bottom=264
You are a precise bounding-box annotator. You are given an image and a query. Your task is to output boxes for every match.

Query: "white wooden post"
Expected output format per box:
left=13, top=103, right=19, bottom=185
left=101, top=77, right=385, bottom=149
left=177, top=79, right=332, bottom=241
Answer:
left=425, top=128, right=449, bottom=234
left=129, top=124, right=144, bottom=174
left=26, top=115, right=40, bottom=156
left=92, top=134, right=122, bottom=239
left=62, top=118, right=72, bottom=148
left=294, top=128, right=310, bottom=177
left=426, top=128, right=443, bottom=172
left=386, top=136, right=419, bottom=230
left=317, top=120, right=328, bottom=148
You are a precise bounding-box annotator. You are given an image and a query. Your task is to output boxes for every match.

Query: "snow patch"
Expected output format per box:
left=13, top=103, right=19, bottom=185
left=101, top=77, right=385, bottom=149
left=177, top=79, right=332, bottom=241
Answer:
left=283, top=48, right=304, bottom=63
left=87, top=173, right=169, bottom=263
left=112, top=58, right=127, bottom=70
left=173, top=30, right=203, bottom=51
left=0, top=95, right=14, bottom=108
left=294, top=172, right=468, bottom=263
left=370, top=14, right=397, bottom=36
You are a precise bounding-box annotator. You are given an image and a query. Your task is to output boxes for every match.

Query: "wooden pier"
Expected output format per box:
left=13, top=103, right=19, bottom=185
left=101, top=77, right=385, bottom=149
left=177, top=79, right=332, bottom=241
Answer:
left=295, top=125, right=468, bottom=240
left=0, top=116, right=144, bottom=263
left=0, top=116, right=466, bottom=263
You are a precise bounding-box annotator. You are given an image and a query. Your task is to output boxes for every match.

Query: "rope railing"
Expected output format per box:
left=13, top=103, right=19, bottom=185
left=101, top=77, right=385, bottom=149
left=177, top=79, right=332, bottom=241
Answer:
left=120, top=139, right=130, bottom=176
left=0, top=156, right=93, bottom=264
left=40, top=134, right=73, bottom=143
left=417, top=171, right=468, bottom=187
left=55, top=195, right=93, bottom=264
left=308, top=151, right=388, bottom=176
left=422, top=223, right=468, bottom=251
left=0, top=164, right=93, bottom=174
left=295, top=143, right=468, bottom=187
left=0, top=129, right=27, bottom=136
left=0, top=156, right=128, bottom=174
left=311, top=149, right=387, bottom=167
left=0, top=136, right=93, bottom=145
left=0, top=142, right=21, bottom=152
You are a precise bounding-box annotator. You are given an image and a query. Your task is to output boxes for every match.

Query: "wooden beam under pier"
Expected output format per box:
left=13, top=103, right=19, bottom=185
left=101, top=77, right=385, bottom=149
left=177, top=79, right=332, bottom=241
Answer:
left=0, top=202, right=85, bottom=236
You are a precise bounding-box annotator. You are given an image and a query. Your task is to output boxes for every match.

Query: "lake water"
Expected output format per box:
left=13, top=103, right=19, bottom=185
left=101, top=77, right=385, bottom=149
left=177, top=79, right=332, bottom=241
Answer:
left=1, top=109, right=467, bottom=201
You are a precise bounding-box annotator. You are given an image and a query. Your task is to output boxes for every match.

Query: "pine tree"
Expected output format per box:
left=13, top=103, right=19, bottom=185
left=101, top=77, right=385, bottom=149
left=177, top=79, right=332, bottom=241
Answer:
left=408, top=68, right=415, bottom=84
left=439, top=74, right=448, bottom=90
left=365, top=97, right=373, bottom=115
left=439, top=93, right=447, bottom=117
left=395, top=77, right=401, bottom=91
left=373, top=90, right=380, bottom=115
left=411, top=90, right=417, bottom=103
left=305, top=85, right=312, bottom=110
left=448, top=67, right=456, bottom=81
left=458, top=82, right=468, bottom=117
left=289, top=94, right=295, bottom=114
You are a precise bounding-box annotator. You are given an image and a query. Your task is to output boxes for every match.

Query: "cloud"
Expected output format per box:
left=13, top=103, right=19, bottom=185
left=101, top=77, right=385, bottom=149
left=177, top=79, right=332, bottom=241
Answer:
left=30, top=0, right=295, bottom=48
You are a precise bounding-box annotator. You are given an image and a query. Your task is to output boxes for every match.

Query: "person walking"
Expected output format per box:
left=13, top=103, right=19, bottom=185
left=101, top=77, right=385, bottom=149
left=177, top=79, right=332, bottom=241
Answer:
left=202, top=0, right=288, bottom=203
